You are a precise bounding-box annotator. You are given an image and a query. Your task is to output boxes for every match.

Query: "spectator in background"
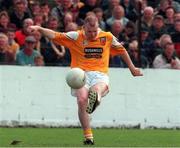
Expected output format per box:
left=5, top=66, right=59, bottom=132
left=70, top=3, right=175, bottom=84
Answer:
left=33, top=13, right=44, bottom=27
left=31, top=30, right=42, bottom=52
left=79, top=0, right=98, bottom=19
left=150, top=15, right=168, bottom=48
left=65, top=22, right=78, bottom=32
left=0, top=11, right=16, bottom=33
left=51, top=0, right=74, bottom=31
left=174, top=12, right=180, bottom=21
left=40, top=16, right=66, bottom=66
left=63, top=12, right=74, bottom=30
left=29, top=1, right=41, bottom=16
left=40, top=1, right=51, bottom=25
left=156, top=0, right=170, bottom=18
left=140, top=26, right=156, bottom=67
left=93, top=7, right=106, bottom=30
left=120, top=0, right=137, bottom=22
left=118, top=21, right=136, bottom=48
left=106, top=5, right=129, bottom=30
left=71, top=0, right=84, bottom=25
left=128, top=40, right=149, bottom=68
left=15, top=18, right=34, bottom=47
left=103, top=0, right=120, bottom=20
left=0, top=33, right=15, bottom=64
left=9, top=0, right=32, bottom=29
left=16, top=35, right=40, bottom=65
left=7, top=28, right=20, bottom=61
left=141, top=6, right=154, bottom=29
left=153, top=34, right=180, bottom=69
left=111, top=20, right=124, bottom=39
left=34, top=55, right=44, bottom=66
left=169, top=0, right=180, bottom=13
left=170, top=20, right=180, bottom=58
left=165, top=7, right=175, bottom=33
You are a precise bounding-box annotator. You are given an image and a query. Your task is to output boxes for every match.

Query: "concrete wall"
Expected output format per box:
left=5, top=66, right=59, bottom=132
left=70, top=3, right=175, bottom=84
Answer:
left=0, top=66, right=180, bottom=128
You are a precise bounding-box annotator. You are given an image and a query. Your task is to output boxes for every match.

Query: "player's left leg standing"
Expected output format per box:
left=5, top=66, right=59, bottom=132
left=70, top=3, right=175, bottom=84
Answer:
left=76, top=87, right=94, bottom=145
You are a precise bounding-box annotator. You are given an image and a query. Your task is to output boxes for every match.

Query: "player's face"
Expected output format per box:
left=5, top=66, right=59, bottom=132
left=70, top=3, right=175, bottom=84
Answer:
left=84, top=24, right=98, bottom=41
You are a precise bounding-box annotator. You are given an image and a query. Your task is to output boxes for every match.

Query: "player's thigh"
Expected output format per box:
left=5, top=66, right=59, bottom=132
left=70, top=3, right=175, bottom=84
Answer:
left=91, top=82, right=109, bottom=97
left=76, top=87, right=89, bottom=101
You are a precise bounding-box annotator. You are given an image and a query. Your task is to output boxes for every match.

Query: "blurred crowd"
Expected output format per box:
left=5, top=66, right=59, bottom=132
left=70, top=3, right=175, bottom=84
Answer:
left=0, top=0, right=180, bottom=69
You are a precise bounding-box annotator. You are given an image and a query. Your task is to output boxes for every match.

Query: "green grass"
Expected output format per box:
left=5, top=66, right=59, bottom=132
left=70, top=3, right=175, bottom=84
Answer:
left=0, top=128, right=180, bottom=147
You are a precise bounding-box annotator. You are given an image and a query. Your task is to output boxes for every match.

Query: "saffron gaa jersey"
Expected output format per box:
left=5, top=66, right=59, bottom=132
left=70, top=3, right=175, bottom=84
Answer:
left=52, top=29, right=126, bottom=73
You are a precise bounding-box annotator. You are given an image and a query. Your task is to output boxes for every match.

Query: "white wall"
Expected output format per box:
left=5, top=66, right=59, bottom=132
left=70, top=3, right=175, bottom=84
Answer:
left=0, top=66, right=180, bottom=128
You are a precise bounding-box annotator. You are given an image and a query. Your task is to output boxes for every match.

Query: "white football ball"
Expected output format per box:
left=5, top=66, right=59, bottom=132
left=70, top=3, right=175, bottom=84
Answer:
left=66, top=68, right=86, bottom=89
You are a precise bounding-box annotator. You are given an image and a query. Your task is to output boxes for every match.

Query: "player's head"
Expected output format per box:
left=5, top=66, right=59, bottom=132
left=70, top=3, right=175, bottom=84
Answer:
left=83, top=15, right=99, bottom=41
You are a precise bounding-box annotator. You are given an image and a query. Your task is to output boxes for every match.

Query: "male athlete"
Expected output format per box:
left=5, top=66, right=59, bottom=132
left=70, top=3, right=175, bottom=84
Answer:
left=29, top=15, right=143, bottom=145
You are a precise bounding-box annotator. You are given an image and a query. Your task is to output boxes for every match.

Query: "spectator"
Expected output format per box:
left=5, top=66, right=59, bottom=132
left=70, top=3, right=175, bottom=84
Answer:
left=15, top=18, right=34, bottom=47
left=51, top=0, right=74, bottom=31
left=0, top=11, right=16, bottom=33
left=111, top=20, right=124, bottom=39
left=103, top=0, right=120, bottom=20
left=170, top=20, right=180, bottom=58
left=106, top=5, right=129, bottom=30
left=40, top=17, right=66, bottom=66
left=120, top=0, right=137, bottom=22
left=141, top=6, right=154, bottom=29
left=40, top=1, right=51, bottom=25
left=93, top=7, right=106, bottom=30
left=33, top=13, right=44, bottom=27
left=165, top=6, right=176, bottom=33
left=118, top=21, right=136, bottom=48
left=149, top=15, right=168, bottom=47
left=174, top=12, right=180, bottom=21
left=31, top=30, right=42, bottom=52
left=79, top=0, right=98, bottom=19
left=7, top=28, right=20, bottom=61
left=9, top=0, right=32, bottom=29
left=153, top=34, right=180, bottom=69
left=63, top=12, right=74, bottom=30
left=34, top=55, right=44, bottom=66
left=46, top=16, right=61, bottom=32
left=0, top=33, right=15, bottom=64
left=65, top=22, right=78, bottom=32
left=140, top=26, right=156, bottom=67
left=128, top=40, right=149, bottom=68
left=156, top=0, right=170, bottom=18
left=16, top=35, right=40, bottom=65
left=29, top=1, right=41, bottom=16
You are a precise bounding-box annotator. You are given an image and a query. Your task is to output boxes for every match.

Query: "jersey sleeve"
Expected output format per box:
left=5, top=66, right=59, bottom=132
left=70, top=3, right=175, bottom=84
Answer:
left=110, top=35, right=126, bottom=56
left=52, top=31, right=79, bottom=48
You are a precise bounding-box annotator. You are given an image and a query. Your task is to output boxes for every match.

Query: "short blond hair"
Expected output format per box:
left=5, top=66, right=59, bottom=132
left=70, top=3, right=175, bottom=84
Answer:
left=84, top=15, right=98, bottom=27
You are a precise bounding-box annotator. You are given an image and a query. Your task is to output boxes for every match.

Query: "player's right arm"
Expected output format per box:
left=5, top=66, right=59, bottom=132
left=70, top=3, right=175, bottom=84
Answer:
left=29, top=26, right=56, bottom=39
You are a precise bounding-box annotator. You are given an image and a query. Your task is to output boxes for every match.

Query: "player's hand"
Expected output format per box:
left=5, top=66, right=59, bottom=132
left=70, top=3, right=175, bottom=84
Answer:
left=130, top=67, right=143, bottom=76
left=27, top=25, right=41, bottom=33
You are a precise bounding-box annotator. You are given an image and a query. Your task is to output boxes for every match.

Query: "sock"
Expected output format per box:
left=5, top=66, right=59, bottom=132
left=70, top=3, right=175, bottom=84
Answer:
left=83, top=128, right=93, bottom=140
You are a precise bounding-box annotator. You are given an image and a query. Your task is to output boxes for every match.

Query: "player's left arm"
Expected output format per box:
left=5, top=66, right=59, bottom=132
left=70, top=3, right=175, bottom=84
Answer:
left=111, top=36, right=143, bottom=76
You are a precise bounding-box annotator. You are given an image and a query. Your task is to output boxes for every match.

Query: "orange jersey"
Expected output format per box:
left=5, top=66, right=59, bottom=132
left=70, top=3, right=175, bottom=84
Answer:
left=52, top=29, right=126, bottom=73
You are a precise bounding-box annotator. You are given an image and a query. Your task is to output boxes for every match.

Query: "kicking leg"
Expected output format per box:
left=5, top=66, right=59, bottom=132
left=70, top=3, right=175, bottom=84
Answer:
left=86, top=82, right=109, bottom=114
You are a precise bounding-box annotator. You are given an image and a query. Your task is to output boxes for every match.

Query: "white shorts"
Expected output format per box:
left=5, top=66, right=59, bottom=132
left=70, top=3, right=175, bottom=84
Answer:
left=71, top=71, right=109, bottom=97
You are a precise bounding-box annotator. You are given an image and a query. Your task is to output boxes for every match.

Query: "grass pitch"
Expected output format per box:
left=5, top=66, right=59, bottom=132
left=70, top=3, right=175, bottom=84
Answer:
left=0, top=128, right=180, bottom=147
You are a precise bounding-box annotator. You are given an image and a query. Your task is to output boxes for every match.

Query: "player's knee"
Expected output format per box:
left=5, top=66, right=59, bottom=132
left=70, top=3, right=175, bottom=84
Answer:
left=77, top=95, right=88, bottom=106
